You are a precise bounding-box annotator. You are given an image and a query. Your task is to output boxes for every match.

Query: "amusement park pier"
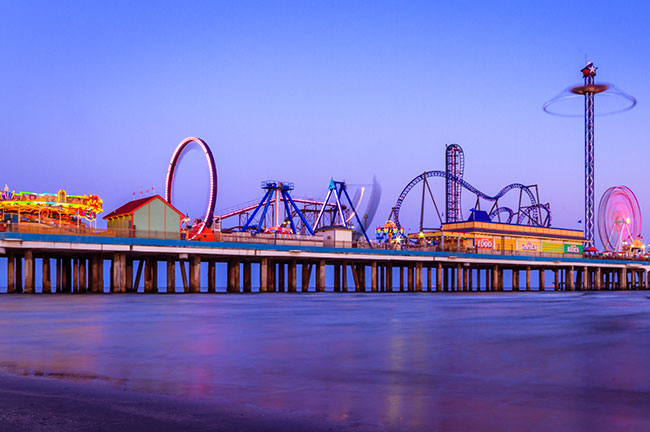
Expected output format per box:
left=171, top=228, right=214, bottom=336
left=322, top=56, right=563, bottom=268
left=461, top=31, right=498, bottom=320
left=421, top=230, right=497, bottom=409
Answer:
left=1, top=63, right=646, bottom=294
left=1, top=228, right=649, bottom=294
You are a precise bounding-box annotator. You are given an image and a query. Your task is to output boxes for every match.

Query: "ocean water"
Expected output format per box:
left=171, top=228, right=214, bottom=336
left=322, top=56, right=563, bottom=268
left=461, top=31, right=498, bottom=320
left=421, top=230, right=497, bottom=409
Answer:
left=0, top=293, right=649, bottom=430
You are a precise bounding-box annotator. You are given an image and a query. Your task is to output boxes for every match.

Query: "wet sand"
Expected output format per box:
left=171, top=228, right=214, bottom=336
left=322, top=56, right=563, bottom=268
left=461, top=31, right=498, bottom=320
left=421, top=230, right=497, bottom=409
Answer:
left=0, top=371, right=352, bottom=432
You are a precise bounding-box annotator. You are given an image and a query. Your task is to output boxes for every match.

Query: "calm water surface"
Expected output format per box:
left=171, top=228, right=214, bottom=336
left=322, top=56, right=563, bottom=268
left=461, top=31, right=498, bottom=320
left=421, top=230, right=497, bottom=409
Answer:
left=1, top=293, right=649, bottom=430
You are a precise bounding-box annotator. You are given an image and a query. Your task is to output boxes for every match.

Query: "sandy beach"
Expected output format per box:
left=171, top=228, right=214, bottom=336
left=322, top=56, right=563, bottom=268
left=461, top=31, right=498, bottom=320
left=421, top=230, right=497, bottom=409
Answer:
left=0, top=371, right=355, bottom=432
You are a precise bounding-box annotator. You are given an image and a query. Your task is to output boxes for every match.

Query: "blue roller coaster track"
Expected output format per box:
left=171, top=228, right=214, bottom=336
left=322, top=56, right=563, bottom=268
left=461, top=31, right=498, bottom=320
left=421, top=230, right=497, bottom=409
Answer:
left=392, top=170, right=552, bottom=230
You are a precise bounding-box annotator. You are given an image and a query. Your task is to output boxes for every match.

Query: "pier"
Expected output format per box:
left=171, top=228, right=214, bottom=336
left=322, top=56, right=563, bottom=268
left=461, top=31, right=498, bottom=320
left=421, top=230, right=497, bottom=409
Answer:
left=2, top=231, right=648, bottom=293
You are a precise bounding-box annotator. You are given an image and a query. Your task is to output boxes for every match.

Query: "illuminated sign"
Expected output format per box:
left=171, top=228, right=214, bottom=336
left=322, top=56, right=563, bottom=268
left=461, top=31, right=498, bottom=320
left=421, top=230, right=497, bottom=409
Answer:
left=517, top=240, right=540, bottom=252
left=476, top=237, right=494, bottom=249
left=564, top=244, right=583, bottom=254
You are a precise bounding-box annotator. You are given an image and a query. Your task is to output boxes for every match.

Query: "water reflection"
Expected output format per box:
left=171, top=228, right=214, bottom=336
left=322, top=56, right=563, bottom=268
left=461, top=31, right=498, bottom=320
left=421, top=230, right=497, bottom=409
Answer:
left=0, top=293, right=649, bottom=430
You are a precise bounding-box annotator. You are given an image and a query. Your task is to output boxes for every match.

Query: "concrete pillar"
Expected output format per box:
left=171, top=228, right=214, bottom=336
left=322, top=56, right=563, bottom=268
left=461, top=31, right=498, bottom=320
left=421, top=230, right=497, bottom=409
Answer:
left=78, top=259, right=86, bottom=293
left=119, top=254, right=126, bottom=293
left=24, top=250, right=34, bottom=294
left=386, top=265, right=393, bottom=292
left=595, top=267, right=602, bottom=290
left=620, top=267, right=627, bottom=289
left=144, top=258, right=153, bottom=293
left=355, top=264, right=365, bottom=292
left=110, top=256, right=118, bottom=294
left=71, top=258, right=79, bottom=293
left=152, top=259, right=159, bottom=293
left=487, top=269, right=491, bottom=291
left=90, top=256, right=99, bottom=293
left=463, top=267, right=469, bottom=292
left=206, top=260, right=215, bottom=293
left=42, top=257, right=51, bottom=294
left=278, top=262, right=285, bottom=292
left=371, top=261, right=378, bottom=292
left=400, top=266, right=405, bottom=292
left=301, top=263, right=312, bottom=292
left=353, top=265, right=361, bottom=292
left=268, top=260, right=276, bottom=292
left=287, top=261, right=296, bottom=293
left=427, top=266, right=432, bottom=292
left=316, top=260, right=325, bottom=292
left=342, top=264, right=348, bottom=292
left=436, top=263, right=442, bottom=292
left=380, top=264, right=385, bottom=292
left=179, top=260, right=189, bottom=293
left=415, top=263, right=423, bottom=292
left=7, top=253, right=15, bottom=294
left=167, top=259, right=176, bottom=293
left=456, top=264, right=462, bottom=292
left=227, top=260, right=240, bottom=293
left=243, top=261, right=252, bottom=293
left=492, top=265, right=499, bottom=291
left=124, top=258, right=132, bottom=293
left=189, top=256, right=201, bottom=293
left=62, top=258, right=71, bottom=293
left=334, top=264, right=341, bottom=292
left=525, top=266, right=531, bottom=291
left=408, top=265, right=415, bottom=292
left=97, top=256, right=104, bottom=293
left=554, top=268, right=559, bottom=291
left=443, top=266, right=449, bottom=292
left=260, top=258, right=269, bottom=292
left=15, top=256, right=23, bottom=293
left=539, top=269, right=545, bottom=292
left=567, top=267, right=575, bottom=290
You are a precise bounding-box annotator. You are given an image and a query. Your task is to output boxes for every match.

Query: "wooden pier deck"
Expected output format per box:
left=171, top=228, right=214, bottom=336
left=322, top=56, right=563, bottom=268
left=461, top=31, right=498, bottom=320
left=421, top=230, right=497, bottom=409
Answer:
left=1, top=232, right=649, bottom=293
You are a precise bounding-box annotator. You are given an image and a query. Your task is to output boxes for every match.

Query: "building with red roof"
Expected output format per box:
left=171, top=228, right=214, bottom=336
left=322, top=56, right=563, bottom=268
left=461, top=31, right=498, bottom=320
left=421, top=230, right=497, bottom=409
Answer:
left=103, top=195, right=183, bottom=239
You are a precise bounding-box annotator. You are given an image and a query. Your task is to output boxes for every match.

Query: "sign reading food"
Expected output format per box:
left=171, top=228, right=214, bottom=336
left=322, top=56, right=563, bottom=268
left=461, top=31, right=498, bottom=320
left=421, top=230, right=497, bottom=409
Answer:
left=476, top=237, right=494, bottom=249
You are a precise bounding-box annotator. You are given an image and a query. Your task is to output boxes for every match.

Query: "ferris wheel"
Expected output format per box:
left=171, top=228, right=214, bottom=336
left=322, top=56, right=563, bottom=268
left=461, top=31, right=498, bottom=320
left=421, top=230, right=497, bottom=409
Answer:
left=597, top=186, right=642, bottom=252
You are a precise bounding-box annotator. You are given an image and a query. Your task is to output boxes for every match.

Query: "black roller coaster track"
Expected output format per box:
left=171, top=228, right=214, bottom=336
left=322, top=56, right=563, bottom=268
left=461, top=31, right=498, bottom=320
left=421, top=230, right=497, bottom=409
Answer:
left=392, top=170, right=552, bottom=230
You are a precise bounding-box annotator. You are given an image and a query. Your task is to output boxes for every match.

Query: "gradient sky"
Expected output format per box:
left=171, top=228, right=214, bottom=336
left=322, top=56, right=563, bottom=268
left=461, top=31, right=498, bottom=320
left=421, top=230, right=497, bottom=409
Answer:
left=1, top=1, right=649, bottom=245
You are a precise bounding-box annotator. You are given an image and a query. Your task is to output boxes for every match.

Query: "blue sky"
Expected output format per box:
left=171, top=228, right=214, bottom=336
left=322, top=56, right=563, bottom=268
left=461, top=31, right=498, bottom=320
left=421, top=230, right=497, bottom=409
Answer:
left=1, top=1, right=649, bottom=243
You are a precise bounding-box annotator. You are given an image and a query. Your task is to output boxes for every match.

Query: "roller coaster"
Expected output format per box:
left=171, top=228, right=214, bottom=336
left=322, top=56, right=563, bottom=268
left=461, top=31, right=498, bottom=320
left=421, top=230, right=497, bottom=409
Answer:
left=391, top=144, right=552, bottom=232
